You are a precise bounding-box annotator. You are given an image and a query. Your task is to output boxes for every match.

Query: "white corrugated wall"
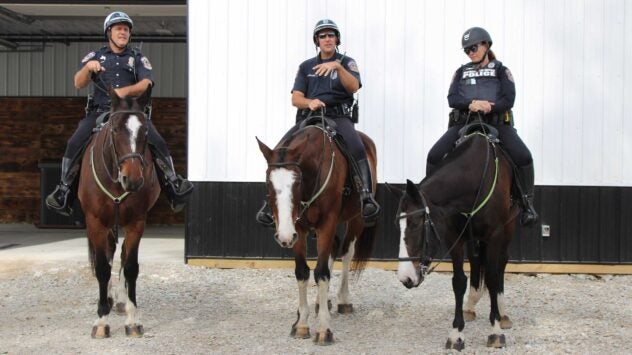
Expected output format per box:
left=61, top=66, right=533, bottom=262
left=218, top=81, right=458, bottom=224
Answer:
left=189, top=0, right=631, bottom=186
left=0, top=42, right=187, bottom=97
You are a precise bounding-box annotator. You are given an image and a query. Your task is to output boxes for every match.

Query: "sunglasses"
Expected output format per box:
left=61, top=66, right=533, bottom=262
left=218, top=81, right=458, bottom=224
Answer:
left=318, top=32, right=337, bottom=39
left=463, top=44, right=480, bottom=55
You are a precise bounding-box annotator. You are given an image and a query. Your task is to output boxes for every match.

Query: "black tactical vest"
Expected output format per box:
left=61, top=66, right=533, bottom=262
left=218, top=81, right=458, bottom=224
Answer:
left=457, top=60, right=503, bottom=103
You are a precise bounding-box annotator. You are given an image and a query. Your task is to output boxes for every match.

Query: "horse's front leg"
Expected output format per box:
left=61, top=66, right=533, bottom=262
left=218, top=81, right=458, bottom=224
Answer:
left=88, top=221, right=114, bottom=339
left=290, top=231, right=311, bottom=339
left=446, top=246, right=467, bottom=351
left=312, top=222, right=337, bottom=345
left=120, top=221, right=145, bottom=337
left=464, top=239, right=485, bottom=321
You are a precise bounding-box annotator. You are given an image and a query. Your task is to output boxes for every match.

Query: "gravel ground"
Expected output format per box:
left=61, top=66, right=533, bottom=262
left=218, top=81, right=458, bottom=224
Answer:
left=0, top=258, right=630, bottom=354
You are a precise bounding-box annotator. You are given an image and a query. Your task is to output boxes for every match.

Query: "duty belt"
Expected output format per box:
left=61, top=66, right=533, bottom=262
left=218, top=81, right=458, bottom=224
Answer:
left=449, top=109, right=513, bottom=127
left=300, top=104, right=352, bottom=117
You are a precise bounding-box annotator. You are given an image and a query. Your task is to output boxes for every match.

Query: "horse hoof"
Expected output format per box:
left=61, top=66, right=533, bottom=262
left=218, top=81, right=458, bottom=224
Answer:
left=313, top=329, right=334, bottom=345
left=125, top=324, right=144, bottom=338
left=114, top=302, right=126, bottom=315
left=463, top=310, right=476, bottom=321
left=337, top=303, right=353, bottom=314
left=91, top=325, right=110, bottom=339
left=486, top=334, right=506, bottom=348
left=445, top=338, right=465, bottom=351
left=500, top=315, right=513, bottom=329
left=290, top=325, right=310, bottom=339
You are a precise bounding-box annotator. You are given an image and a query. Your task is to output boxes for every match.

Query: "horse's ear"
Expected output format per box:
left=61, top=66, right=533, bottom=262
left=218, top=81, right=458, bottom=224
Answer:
left=137, top=84, right=152, bottom=109
left=384, top=182, right=403, bottom=200
left=405, top=179, right=423, bottom=204
left=109, top=87, right=121, bottom=109
left=256, top=137, right=272, bottom=162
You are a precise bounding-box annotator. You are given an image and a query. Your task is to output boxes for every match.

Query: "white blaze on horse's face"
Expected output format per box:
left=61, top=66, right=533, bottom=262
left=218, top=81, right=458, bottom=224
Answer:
left=397, top=215, right=421, bottom=287
left=269, top=168, right=298, bottom=247
left=126, top=115, right=142, bottom=152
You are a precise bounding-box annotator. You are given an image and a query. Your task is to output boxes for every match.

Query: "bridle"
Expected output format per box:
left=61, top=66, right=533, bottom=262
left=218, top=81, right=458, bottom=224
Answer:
left=267, top=112, right=336, bottom=224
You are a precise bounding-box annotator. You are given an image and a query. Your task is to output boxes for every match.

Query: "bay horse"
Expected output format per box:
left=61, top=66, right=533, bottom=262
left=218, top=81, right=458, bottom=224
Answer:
left=256, top=119, right=377, bottom=345
left=392, top=123, right=519, bottom=350
left=78, top=87, right=160, bottom=338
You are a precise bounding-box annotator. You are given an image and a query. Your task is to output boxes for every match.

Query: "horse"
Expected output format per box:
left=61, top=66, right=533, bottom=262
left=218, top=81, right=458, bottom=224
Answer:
left=77, top=87, right=160, bottom=338
left=391, top=123, right=520, bottom=350
left=256, top=119, right=378, bottom=345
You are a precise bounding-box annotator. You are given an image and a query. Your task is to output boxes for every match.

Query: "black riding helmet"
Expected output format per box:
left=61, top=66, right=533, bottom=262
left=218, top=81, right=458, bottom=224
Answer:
left=461, top=27, right=492, bottom=48
left=312, top=19, right=341, bottom=46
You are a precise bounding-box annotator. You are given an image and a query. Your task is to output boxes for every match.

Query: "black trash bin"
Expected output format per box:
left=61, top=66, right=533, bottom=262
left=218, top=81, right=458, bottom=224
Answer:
left=38, top=160, right=85, bottom=228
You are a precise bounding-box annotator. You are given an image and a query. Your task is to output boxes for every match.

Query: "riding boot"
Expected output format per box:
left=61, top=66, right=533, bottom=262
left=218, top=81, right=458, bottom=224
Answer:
left=152, top=150, right=194, bottom=213
left=45, top=157, right=77, bottom=216
left=356, top=158, right=381, bottom=224
left=255, top=200, right=275, bottom=229
left=517, top=163, right=538, bottom=227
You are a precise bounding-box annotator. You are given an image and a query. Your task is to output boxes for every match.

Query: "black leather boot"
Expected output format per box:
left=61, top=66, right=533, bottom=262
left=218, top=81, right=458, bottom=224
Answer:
left=153, top=151, right=194, bottom=213
left=45, top=157, right=77, bottom=216
left=356, top=159, right=381, bottom=223
left=518, top=163, right=538, bottom=227
left=255, top=200, right=275, bottom=228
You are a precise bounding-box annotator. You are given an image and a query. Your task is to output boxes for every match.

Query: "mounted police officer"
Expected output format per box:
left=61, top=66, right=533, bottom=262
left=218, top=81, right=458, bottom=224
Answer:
left=256, top=18, right=380, bottom=226
left=426, top=27, right=538, bottom=226
left=45, top=11, right=193, bottom=215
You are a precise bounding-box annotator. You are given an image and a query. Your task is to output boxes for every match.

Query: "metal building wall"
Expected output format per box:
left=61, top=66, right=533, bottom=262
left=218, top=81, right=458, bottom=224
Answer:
left=0, top=42, right=187, bottom=97
left=188, top=0, right=632, bottom=187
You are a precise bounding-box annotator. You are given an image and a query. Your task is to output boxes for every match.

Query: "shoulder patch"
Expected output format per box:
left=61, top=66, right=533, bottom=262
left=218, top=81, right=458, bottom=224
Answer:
left=81, top=51, right=96, bottom=63
left=505, top=68, right=514, bottom=83
left=141, top=56, right=152, bottom=70
left=347, top=60, right=359, bottom=73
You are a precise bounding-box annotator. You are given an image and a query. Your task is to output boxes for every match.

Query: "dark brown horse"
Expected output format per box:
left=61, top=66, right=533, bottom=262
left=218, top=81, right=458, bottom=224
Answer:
left=392, top=126, right=519, bottom=350
left=78, top=87, right=160, bottom=338
left=257, top=121, right=377, bottom=345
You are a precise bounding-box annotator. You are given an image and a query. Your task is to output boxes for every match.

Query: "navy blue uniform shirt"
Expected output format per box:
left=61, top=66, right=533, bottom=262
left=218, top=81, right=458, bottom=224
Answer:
left=79, top=46, right=154, bottom=108
left=292, top=52, right=361, bottom=107
left=447, top=59, right=515, bottom=113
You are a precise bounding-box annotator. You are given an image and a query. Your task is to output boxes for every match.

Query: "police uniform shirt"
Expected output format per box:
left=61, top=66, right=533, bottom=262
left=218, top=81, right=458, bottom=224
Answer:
left=447, top=59, right=515, bottom=113
left=292, top=52, right=362, bottom=107
left=79, top=46, right=154, bottom=108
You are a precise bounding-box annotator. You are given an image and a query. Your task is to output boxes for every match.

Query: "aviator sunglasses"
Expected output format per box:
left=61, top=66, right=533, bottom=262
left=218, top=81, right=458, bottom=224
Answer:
left=463, top=43, right=480, bottom=55
left=318, top=32, right=337, bottom=39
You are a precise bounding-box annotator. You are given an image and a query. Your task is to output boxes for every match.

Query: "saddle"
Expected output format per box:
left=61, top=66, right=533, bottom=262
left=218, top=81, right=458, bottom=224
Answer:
left=455, top=120, right=499, bottom=146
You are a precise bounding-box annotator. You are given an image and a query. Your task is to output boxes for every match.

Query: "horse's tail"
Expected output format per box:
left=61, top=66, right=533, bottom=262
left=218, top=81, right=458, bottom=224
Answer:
left=352, top=223, right=377, bottom=273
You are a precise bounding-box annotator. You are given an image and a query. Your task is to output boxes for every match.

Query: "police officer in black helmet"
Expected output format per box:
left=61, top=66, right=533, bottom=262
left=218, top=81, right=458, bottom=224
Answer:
left=45, top=11, right=193, bottom=215
left=256, top=19, right=380, bottom=227
left=426, top=27, right=538, bottom=226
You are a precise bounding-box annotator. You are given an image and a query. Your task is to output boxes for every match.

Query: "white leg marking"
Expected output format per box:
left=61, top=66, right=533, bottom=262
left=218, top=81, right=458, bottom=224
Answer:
left=397, top=217, right=419, bottom=285
left=337, top=240, right=355, bottom=305
left=269, top=169, right=297, bottom=244
left=464, top=285, right=483, bottom=313
left=491, top=318, right=502, bottom=335
left=449, top=327, right=464, bottom=344
left=497, top=293, right=507, bottom=318
left=297, top=280, right=309, bottom=328
left=126, top=115, right=141, bottom=152
left=93, top=315, right=109, bottom=327
left=316, top=279, right=331, bottom=333
left=125, top=299, right=140, bottom=326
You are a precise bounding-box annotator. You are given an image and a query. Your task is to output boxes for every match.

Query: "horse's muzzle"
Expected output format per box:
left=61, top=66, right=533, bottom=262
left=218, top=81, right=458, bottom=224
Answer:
left=120, top=175, right=145, bottom=192
left=274, top=232, right=298, bottom=248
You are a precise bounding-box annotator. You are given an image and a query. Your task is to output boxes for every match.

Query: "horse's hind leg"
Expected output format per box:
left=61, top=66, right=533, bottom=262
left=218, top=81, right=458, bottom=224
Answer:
left=464, top=240, right=486, bottom=321
left=88, top=223, right=114, bottom=338
left=120, top=222, right=145, bottom=337
left=290, top=232, right=310, bottom=339
left=337, top=222, right=359, bottom=314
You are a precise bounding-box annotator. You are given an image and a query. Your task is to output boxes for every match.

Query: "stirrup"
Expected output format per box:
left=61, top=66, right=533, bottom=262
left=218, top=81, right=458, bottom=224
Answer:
left=45, top=184, right=73, bottom=217
left=361, top=196, right=380, bottom=225
left=520, top=209, right=538, bottom=227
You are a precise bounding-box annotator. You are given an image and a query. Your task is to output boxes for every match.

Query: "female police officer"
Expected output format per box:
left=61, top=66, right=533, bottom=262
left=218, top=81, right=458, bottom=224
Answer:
left=45, top=11, right=193, bottom=215
left=426, top=27, right=538, bottom=226
left=256, top=19, right=380, bottom=226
